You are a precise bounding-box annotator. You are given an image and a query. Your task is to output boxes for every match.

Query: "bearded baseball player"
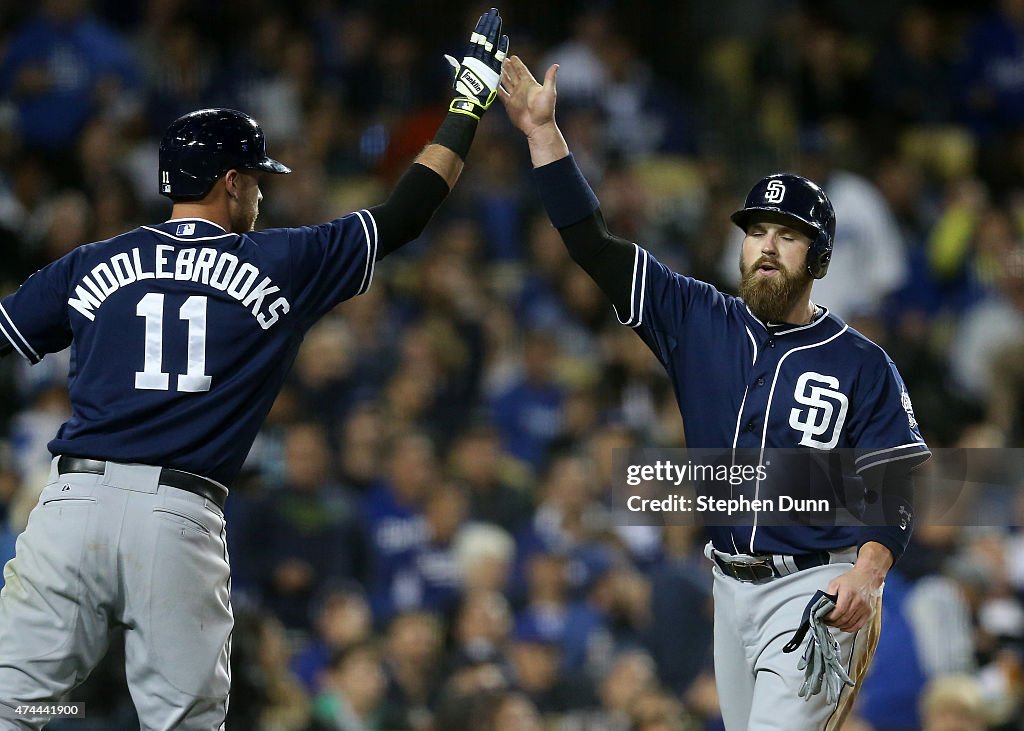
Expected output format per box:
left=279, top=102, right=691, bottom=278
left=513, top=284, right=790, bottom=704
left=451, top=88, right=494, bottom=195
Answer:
left=500, top=56, right=930, bottom=729
left=0, top=9, right=508, bottom=729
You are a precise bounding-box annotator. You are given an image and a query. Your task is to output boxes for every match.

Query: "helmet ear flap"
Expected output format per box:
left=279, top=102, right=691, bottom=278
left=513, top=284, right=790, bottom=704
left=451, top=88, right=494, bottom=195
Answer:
left=806, top=233, right=832, bottom=279
left=818, top=251, right=832, bottom=275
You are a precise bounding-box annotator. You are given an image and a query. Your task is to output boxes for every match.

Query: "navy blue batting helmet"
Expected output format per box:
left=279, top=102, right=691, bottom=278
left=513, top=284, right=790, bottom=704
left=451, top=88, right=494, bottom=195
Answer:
left=730, top=173, right=836, bottom=279
left=158, top=108, right=291, bottom=201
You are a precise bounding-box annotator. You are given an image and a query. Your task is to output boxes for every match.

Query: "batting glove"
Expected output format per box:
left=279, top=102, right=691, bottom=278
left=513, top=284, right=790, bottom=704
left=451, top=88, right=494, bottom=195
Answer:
left=783, top=590, right=855, bottom=705
left=444, top=7, right=509, bottom=120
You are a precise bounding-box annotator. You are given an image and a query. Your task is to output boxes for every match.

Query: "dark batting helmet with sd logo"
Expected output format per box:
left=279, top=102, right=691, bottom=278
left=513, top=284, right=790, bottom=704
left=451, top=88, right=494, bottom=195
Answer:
left=158, top=108, right=291, bottom=201
left=730, top=173, right=836, bottom=279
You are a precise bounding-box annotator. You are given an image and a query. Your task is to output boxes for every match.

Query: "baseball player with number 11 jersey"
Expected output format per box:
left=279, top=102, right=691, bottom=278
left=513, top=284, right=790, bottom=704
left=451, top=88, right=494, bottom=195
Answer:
left=499, top=54, right=929, bottom=729
left=0, top=9, right=509, bottom=729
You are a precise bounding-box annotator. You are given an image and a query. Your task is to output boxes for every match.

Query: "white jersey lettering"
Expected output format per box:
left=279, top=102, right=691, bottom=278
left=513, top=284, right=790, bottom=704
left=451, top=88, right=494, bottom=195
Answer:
left=110, top=253, right=136, bottom=287
left=66, top=246, right=291, bottom=329
left=227, top=263, right=260, bottom=300
left=155, top=245, right=174, bottom=279
left=175, top=248, right=197, bottom=280
left=132, top=247, right=154, bottom=280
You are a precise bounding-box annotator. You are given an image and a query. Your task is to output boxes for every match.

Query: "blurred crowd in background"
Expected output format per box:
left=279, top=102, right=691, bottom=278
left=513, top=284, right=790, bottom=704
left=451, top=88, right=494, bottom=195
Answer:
left=1, top=0, right=1024, bottom=728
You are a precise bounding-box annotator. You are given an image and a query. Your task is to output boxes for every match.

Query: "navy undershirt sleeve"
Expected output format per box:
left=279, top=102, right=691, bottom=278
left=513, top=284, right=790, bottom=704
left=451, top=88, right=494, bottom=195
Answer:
left=531, top=155, right=635, bottom=315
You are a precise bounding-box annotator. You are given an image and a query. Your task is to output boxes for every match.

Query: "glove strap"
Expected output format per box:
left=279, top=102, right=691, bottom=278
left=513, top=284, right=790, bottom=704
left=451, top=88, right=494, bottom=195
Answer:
left=449, top=98, right=486, bottom=121
left=783, top=590, right=839, bottom=653
left=784, top=621, right=811, bottom=654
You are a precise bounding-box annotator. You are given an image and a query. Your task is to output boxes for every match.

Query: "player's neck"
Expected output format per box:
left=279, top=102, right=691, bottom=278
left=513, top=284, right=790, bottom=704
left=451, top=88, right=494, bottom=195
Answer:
left=168, top=202, right=231, bottom=233
left=781, top=295, right=816, bottom=326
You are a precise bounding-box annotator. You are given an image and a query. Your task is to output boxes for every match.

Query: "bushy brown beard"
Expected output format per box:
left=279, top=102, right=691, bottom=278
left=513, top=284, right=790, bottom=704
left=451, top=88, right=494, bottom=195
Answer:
left=738, top=256, right=812, bottom=323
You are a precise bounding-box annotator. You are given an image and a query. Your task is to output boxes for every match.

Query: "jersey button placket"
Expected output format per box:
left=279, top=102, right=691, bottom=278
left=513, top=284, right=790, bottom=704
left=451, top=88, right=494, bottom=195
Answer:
left=756, top=377, right=765, bottom=386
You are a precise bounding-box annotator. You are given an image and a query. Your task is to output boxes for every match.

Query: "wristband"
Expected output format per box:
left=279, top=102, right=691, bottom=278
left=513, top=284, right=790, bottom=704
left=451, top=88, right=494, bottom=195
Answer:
left=433, top=112, right=479, bottom=161
left=532, top=154, right=600, bottom=229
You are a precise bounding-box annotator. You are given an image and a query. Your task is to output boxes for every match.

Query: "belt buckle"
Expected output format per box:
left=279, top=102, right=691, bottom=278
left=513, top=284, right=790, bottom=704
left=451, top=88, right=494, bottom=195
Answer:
left=725, top=556, right=774, bottom=583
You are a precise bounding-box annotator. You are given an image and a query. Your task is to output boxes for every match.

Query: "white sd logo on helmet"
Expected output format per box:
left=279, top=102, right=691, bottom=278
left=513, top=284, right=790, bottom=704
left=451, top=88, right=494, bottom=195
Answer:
left=764, top=179, right=786, bottom=203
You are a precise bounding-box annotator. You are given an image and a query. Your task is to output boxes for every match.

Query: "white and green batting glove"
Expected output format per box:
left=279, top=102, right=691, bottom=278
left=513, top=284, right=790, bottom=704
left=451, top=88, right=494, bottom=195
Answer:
left=444, top=7, right=509, bottom=120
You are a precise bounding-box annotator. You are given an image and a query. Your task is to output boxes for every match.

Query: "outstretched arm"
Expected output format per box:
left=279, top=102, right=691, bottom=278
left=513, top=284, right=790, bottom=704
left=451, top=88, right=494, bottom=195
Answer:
left=371, top=8, right=508, bottom=259
left=499, top=55, right=635, bottom=315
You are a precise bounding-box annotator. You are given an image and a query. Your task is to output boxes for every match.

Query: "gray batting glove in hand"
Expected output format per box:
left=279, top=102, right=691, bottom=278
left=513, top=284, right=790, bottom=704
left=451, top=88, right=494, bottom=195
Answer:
left=784, top=590, right=855, bottom=704
left=445, top=7, right=509, bottom=120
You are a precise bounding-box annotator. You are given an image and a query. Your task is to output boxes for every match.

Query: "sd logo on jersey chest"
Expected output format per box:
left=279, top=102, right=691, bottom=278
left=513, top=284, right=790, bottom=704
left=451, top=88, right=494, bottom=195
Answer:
left=788, top=372, right=848, bottom=449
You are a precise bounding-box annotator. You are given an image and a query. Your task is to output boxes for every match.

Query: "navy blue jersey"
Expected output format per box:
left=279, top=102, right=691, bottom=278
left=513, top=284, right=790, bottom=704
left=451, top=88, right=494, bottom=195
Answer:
left=617, top=245, right=929, bottom=556
left=0, top=215, right=378, bottom=486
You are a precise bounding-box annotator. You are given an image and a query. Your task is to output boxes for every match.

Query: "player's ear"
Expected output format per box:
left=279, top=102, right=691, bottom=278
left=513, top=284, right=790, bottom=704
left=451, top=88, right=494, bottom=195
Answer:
left=223, top=169, right=240, bottom=199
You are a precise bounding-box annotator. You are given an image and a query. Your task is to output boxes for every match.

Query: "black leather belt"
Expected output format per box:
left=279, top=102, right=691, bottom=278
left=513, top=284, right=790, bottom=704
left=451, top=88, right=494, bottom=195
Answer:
left=713, top=551, right=832, bottom=583
left=56, top=456, right=227, bottom=510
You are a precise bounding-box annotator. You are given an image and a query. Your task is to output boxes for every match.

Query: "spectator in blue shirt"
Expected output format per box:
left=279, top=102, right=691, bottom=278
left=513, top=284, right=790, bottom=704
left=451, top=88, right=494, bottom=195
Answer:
left=362, top=432, right=438, bottom=618
left=490, top=330, right=566, bottom=469
left=0, top=0, right=138, bottom=154
left=368, top=482, right=468, bottom=620
left=957, top=0, right=1024, bottom=137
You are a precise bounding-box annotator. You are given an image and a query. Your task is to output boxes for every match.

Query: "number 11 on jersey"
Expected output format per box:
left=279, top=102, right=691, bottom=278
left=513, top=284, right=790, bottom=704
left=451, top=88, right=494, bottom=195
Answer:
left=135, top=293, right=212, bottom=392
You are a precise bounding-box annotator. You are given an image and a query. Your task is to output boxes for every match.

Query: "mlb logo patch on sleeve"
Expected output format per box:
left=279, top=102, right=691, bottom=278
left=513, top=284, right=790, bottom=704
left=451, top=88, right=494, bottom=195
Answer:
left=176, top=223, right=196, bottom=236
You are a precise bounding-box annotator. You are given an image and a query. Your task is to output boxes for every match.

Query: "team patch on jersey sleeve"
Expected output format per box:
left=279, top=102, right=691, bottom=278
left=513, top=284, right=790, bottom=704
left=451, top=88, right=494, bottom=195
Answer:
left=900, top=388, right=918, bottom=429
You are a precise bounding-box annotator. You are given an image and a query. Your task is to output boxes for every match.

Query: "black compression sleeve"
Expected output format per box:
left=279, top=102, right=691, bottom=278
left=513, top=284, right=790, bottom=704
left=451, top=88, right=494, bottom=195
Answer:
left=857, top=461, right=916, bottom=561
left=559, top=210, right=638, bottom=317
left=432, top=112, right=478, bottom=161
left=370, top=163, right=450, bottom=260
left=0, top=341, right=11, bottom=358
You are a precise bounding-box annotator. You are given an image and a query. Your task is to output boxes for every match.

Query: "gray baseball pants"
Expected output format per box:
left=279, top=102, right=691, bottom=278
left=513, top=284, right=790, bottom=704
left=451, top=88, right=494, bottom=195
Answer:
left=0, top=458, right=232, bottom=730
left=707, top=545, right=881, bottom=730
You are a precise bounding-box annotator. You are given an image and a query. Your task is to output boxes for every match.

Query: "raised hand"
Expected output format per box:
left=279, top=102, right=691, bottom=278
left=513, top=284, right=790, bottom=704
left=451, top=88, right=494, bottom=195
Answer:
left=445, top=7, right=510, bottom=120
left=499, top=55, right=559, bottom=138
